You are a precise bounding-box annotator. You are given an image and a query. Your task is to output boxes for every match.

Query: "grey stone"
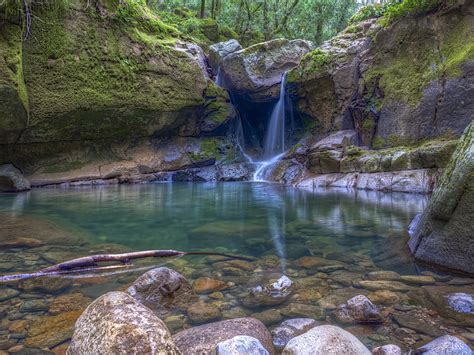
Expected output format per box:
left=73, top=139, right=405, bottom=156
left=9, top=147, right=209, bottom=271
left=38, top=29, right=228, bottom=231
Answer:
left=334, top=295, right=383, bottom=324
left=67, top=291, right=178, bottom=354
left=216, top=335, right=269, bottom=355
left=0, top=164, right=30, bottom=192
left=208, top=39, right=243, bottom=72
left=372, top=344, right=402, bottom=355
left=417, top=335, right=473, bottom=355
left=409, top=122, right=474, bottom=273
left=126, top=267, right=195, bottom=316
left=221, top=39, right=313, bottom=102
left=447, top=293, right=474, bottom=314
left=172, top=317, right=274, bottom=354
left=282, top=325, right=371, bottom=354
left=271, top=318, right=319, bottom=351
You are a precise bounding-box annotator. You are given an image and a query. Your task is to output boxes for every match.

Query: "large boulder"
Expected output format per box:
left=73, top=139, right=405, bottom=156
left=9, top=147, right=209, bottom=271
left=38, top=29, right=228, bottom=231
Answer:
left=172, top=317, right=275, bottom=354
left=0, top=164, right=30, bottom=192
left=216, top=335, right=269, bottom=355
left=0, top=1, right=236, bottom=181
left=288, top=2, right=474, bottom=145
left=208, top=39, right=243, bottom=72
left=282, top=325, right=371, bottom=354
left=67, top=291, right=179, bottom=354
left=220, top=39, right=313, bottom=101
left=126, top=267, right=195, bottom=316
left=271, top=318, right=319, bottom=351
left=409, top=122, right=474, bottom=273
left=416, top=335, right=473, bottom=354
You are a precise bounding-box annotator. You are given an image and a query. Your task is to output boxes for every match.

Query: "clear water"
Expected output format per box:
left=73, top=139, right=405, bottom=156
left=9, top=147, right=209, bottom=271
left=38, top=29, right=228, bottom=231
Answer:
left=5, top=183, right=472, bottom=352
left=0, top=183, right=427, bottom=270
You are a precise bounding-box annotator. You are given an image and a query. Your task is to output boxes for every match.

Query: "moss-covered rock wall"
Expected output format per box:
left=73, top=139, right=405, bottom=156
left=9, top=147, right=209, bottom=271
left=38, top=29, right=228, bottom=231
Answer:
left=0, top=0, right=237, bottom=178
left=288, top=0, right=474, bottom=147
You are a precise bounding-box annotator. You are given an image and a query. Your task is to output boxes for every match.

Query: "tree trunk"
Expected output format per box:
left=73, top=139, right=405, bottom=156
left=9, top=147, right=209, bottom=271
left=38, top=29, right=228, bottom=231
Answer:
left=200, top=0, right=206, bottom=18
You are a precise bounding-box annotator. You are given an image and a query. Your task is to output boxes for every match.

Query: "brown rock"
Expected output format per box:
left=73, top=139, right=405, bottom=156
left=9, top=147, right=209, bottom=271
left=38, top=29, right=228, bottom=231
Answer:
left=193, top=277, right=228, bottom=294
left=187, top=301, right=222, bottom=324
left=368, top=290, right=401, bottom=305
left=49, top=293, right=92, bottom=315
left=127, top=267, right=195, bottom=316
left=25, top=311, right=82, bottom=349
left=173, top=317, right=274, bottom=354
left=295, top=256, right=341, bottom=269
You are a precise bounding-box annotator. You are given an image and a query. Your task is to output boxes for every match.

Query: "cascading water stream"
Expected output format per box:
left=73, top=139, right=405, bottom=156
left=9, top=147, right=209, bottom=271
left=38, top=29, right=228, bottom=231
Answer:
left=253, top=72, right=289, bottom=181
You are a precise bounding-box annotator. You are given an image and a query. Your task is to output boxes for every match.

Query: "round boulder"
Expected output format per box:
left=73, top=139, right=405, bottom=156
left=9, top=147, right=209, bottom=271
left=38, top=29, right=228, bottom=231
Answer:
left=271, top=318, right=319, bottom=351
left=416, top=335, right=473, bottom=354
left=216, top=335, right=269, bottom=355
left=126, top=267, right=195, bottom=316
left=67, top=291, right=178, bottom=354
left=208, top=39, right=243, bottom=72
left=282, top=325, right=371, bottom=355
left=220, top=39, right=313, bottom=102
left=172, top=317, right=275, bottom=354
left=334, top=295, right=383, bottom=324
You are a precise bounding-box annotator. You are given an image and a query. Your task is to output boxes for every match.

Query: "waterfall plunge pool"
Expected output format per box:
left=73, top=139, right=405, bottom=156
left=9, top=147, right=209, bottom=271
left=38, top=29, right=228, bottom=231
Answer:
left=1, top=183, right=473, bottom=351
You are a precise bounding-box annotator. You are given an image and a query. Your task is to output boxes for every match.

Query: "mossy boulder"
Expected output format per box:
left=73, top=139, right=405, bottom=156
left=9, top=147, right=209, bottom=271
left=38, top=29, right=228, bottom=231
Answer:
left=408, top=122, right=474, bottom=274
left=0, top=0, right=236, bottom=179
left=220, top=39, right=314, bottom=102
left=289, top=1, right=474, bottom=142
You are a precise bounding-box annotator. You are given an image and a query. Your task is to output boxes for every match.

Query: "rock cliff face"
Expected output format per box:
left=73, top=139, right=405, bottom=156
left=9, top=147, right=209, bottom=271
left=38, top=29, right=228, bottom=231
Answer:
left=288, top=1, right=474, bottom=145
left=259, top=0, right=473, bottom=192
left=0, top=0, right=241, bottom=184
left=408, top=122, right=474, bottom=274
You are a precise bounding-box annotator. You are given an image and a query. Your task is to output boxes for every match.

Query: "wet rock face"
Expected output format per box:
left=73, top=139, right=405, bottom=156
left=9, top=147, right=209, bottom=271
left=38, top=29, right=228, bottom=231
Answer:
left=409, top=122, right=474, bottom=273
left=68, top=291, right=178, bottom=354
left=282, top=325, right=371, bottom=355
left=172, top=317, right=274, bottom=354
left=334, top=295, right=383, bottom=324
left=0, top=164, right=30, bottom=192
left=220, top=39, right=313, bottom=102
left=126, top=267, right=195, bottom=317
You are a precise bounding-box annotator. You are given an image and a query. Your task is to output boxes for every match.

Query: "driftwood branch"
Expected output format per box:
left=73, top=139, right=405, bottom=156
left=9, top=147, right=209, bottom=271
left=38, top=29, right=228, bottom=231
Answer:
left=0, top=249, right=254, bottom=282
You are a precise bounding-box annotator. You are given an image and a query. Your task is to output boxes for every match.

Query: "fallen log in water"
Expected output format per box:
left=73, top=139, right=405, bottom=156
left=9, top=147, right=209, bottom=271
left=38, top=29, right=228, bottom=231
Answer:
left=0, top=249, right=254, bottom=282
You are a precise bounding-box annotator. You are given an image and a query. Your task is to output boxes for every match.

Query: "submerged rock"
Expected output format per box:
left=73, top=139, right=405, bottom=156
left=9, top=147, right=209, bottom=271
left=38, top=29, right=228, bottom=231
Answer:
left=417, top=335, right=473, bottom=355
left=193, top=277, right=229, bottom=294
left=409, top=122, right=474, bottom=274
left=282, top=325, right=371, bottom=354
left=242, top=275, right=294, bottom=308
left=68, top=291, right=178, bottom=354
left=126, top=267, right=195, bottom=316
left=447, top=293, right=474, bottom=314
left=334, top=295, right=383, bottom=324
left=172, top=317, right=274, bottom=354
left=271, top=318, right=319, bottom=351
left=187, top=300, right=222, bottom=324
left=216, top=335, right=269, bottom=355
left=0, top=164, right=30, bottom=192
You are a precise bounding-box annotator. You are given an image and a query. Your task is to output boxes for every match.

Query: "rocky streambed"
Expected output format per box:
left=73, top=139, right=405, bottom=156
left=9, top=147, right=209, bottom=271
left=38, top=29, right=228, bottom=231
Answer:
left=0, top=210, right=473, bottom=353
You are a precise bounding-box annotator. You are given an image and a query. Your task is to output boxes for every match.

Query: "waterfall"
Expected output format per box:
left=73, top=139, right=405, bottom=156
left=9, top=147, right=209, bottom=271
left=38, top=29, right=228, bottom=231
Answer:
left=214, top=67, right=291, bottom=182
left=253, top=72, right=289, bottom=181
left=263, top=72, right=288, bottom=159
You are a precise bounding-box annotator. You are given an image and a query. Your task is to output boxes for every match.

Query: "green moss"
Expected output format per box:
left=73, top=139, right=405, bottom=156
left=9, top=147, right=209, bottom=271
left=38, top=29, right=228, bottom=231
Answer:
left=200, top=138, right=221, bottom=159
left=440, top=18, right=474, bottom=77
left=372, top=136, right=385, bottom=149
left=349, top=3, right=385, bottom=24
left=362, top=119, right=375, bottom=130
left=380, top=0, right=444, bottom=26
left=288, top=49, right=334, bottom=83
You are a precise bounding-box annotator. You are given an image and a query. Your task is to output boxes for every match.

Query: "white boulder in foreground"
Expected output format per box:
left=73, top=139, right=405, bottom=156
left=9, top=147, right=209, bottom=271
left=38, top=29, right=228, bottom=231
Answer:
left=67, top=291, right=178, bottom=354
left=282, top=325, right=371, bottom=355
